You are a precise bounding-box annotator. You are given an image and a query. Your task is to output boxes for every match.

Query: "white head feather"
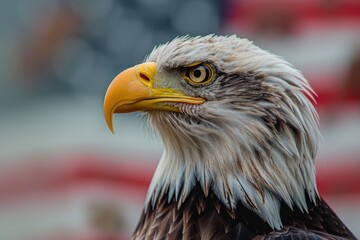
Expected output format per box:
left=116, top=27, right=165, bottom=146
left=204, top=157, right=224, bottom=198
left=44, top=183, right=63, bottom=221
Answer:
left=143, top=35, right=320, bottom=229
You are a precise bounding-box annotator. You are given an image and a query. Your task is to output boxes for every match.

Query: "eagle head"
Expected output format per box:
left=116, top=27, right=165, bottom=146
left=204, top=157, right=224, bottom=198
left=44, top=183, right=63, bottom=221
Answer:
left=103, top=35, right=320, bottom=229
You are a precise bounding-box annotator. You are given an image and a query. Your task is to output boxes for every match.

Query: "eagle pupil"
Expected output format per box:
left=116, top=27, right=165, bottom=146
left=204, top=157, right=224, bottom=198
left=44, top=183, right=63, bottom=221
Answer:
left=193, top=69, right=201, bottom=78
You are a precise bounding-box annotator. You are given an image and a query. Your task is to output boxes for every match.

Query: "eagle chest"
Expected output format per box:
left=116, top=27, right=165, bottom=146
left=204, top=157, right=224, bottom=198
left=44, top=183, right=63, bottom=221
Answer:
left=132, top=185, right=268, bottom=240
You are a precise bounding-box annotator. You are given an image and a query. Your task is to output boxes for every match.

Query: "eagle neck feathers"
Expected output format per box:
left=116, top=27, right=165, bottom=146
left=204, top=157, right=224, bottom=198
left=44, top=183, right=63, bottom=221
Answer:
left=146, top=73, right=320, bottom=230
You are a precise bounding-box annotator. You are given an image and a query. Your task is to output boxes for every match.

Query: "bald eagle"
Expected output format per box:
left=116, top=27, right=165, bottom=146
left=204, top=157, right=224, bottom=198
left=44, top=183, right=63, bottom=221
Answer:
left=103, top=35, right=355, bottom=239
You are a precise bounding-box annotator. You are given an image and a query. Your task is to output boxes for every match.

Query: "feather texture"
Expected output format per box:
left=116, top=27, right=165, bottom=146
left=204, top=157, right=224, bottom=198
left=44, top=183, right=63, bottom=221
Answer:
left=145, top=35, right=321, bottom=227
left=133, top=183, right=355, bottom=240
left=121, top=35, right=356, bottom=239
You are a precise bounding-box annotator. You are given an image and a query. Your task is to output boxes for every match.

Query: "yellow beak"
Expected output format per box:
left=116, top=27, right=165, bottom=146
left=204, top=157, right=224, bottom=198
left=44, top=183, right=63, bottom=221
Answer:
left=103, top=62, right=205, bottom=133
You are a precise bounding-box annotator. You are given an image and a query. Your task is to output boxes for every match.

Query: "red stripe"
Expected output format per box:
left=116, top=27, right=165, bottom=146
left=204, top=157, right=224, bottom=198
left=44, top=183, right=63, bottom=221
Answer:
left=222, top=0, right=360, bottom=36
left=0, top=154, right=154, bottom=202
left=316, top=162, right=360, bottom=196
left=224, top=0, right=360, bottom=23
left=1, top=154, right=360, bottom=202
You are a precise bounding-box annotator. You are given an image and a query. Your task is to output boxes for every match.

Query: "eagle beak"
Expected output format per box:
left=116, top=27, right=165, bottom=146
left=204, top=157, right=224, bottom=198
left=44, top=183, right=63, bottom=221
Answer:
left=103, top=62, right=205, bottom=133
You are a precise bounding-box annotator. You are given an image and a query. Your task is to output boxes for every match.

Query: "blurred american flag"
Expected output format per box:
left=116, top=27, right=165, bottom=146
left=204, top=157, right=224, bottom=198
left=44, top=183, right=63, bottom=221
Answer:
left=0, top=0, right=359, bottom=239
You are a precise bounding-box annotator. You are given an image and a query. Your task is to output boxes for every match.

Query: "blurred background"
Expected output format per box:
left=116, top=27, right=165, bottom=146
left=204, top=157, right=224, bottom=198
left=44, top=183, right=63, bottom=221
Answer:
left=0, top=0, right=359, bottom=239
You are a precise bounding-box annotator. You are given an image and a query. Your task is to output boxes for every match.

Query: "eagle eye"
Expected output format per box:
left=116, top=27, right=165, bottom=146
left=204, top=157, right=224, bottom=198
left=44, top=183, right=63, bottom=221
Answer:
left=183, top=64, right=214, bottom=85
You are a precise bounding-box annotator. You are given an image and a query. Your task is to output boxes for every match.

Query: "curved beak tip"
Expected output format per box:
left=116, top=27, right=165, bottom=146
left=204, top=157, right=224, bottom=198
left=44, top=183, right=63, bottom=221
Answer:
left=108, top=124, right=115, bottom=135
left=104, top=109, right=115, bottom=134
left=106, top=116, right=115, bottom=134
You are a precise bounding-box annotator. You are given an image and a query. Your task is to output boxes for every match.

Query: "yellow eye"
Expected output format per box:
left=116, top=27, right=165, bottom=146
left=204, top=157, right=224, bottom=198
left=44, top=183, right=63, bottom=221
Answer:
left=184, top=64, right=214, bottom=85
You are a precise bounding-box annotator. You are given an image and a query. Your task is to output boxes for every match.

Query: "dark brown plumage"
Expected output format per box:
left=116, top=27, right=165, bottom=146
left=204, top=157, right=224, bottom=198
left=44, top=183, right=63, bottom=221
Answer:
left=133, top=183, right=355, bottom=240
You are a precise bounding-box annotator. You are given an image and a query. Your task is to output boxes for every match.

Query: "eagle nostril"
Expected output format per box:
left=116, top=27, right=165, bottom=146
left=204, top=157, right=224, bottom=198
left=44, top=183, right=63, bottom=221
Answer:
left=139, top=72, right=151, bottom=83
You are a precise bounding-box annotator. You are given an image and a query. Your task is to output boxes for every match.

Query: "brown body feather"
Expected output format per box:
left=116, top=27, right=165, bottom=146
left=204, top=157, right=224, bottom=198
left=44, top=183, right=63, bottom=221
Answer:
left=132, top=183, right=355, bottom=240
